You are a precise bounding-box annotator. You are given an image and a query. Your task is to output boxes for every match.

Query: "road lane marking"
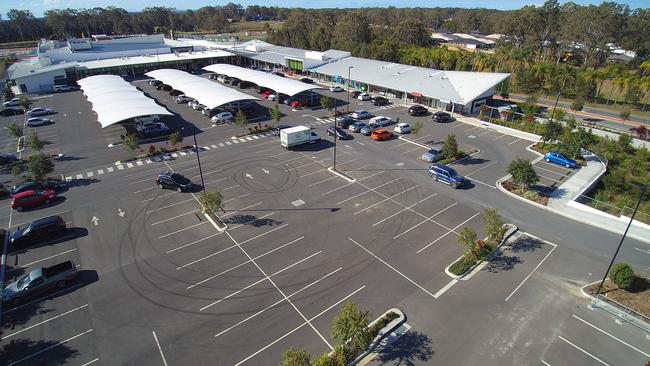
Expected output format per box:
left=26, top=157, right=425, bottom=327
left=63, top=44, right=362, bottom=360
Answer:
left=159, top=221, right=207, bottom=238
left=4, top=304, right=89, bottom=339
left=152, top=331, right=169, bottom=366
left=572, top=315, right=650, bottom=357
left=372, top=193, right=438, bottom=227
left=337, top=178, right=400, bottom=205
left=145, top=198, right=195, bottom=213
left=393, top=202, right=457, bottom=239
left=8, top=328, right=94, bottom=366
left=417, top=212, right=481, bottom=253
left=558, top=335, right=609, bottom=365
left=353, top=186, right=418, bottom=216
left=433, top=279, right=458, bottom=299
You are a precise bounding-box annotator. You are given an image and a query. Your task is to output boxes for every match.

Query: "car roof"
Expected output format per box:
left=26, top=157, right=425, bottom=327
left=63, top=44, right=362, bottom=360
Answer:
left=397, top=123, right=409, bottom=126
left=12, top=189, right=38, bottom=198
left=29, top=215, right=63, bottom=226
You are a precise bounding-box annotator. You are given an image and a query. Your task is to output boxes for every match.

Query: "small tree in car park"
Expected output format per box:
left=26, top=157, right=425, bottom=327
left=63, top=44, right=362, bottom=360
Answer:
left=610, top=263, right=635, bottom=290
left=280, top=348, right=311, bottom=366
left=123, top=133, right=140, bottom=156
left=269, top=104, right=281, bottom=126
left=411, top=121, right=423, bottom=136
left=482, top=208, right=505, bottom=242
left=28, top=152, right=54, bottom=181
left=457, top=226, right=478, bottom=259
left=169, top=131, right=183, bottom=148
left=331, top=302, right=372, bottom=356
left=320, top=95, right=335, bottom=112
left=28, top=130, right=44, bottom=150
left=507, top=158, right=539, bottom=193
left=235, top=109, right=247, bottom=128
left=7, top=123, right=23, bottom=138
left=442, top=134, right=459, bottom=159
left=198, top=190, right=225, bottom=215
left=541, top=120, right=563, bottom=148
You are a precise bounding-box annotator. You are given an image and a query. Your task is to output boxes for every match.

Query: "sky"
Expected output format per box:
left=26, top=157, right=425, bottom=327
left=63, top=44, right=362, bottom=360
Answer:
left=2, top=0, right=647, bottom=18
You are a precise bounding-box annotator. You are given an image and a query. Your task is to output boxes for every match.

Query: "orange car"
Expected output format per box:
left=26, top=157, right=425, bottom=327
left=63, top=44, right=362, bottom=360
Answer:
left=371, top=129, right=393, bottom=141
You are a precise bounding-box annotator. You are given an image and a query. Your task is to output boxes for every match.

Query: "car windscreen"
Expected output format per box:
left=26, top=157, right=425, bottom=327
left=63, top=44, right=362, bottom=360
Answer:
left=17, top=273, right=30, bottom=289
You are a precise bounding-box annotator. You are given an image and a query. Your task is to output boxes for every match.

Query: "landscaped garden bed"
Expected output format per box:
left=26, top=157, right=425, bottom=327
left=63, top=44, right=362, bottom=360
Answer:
left=500, top=179, right=550, bottom=206
left=584, top=263, right=649, bottom=320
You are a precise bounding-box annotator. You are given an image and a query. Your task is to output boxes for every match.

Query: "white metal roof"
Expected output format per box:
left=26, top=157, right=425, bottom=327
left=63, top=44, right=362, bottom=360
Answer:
left=313, top=57, right=509, bottom=105
left=77, top=75, right=172, bottom=128
left=145, top=69, right=258, bottom=109
left=202, top=64, right=321, bottom=96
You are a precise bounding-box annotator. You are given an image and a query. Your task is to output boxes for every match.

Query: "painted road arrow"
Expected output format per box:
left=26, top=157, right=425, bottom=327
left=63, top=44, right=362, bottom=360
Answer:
left=118, top=209, right=125, bottom=217
left=245, top=173, right=254, bottom=179
left=91, top=216, right=99, bottom=226
left=262, top=168, right=270, bottom=174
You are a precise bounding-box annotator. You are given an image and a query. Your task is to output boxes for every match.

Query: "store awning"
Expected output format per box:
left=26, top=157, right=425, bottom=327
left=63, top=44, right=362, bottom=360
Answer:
left=202, top=64, right=321, bottom=96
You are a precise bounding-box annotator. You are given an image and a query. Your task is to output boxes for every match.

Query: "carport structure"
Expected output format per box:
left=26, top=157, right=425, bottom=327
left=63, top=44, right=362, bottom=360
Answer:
left=202, top=64, right=321, bottom=97
left=145, top=69, right=258, bottom=109
left=77, top=74, right=173, bottom=128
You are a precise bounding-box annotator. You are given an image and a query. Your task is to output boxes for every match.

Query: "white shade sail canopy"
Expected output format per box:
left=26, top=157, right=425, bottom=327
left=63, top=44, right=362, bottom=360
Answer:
left=145, top=69, right=258, bottom=109
left=202, top=64, right=321, bottom=97
left=77, top=75, right=172, bottom=128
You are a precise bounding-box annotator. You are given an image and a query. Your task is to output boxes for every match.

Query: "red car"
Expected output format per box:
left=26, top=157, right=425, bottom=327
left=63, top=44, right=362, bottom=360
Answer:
left=290, top=100, right=303, bottom=108
left=371, top=129, right=393, bottom=141
left=261, top=90, right=274, bottom=98
left=11, top=189, right=56, bottom=211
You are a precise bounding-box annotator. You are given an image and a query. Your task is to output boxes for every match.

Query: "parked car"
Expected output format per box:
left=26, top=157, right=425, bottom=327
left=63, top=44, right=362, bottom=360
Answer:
left=12, top=179, right=64, bottom=195
left=369, top=116, right=392, bottom=127
left=393, top=123, right=411, bottom=134
left=156, top=171, right=193, bottom=192
left=11, top=189, right=56, bottom=211
left=351, top=110, right=372, bottom=119
left=201, top=107, right=213, bottom=117
left=360, top=123, right=380, bottom=136
left=428, top=163, right=465, bottom=189
left=408, top=105, right=428, bottom=116
left=371, top=129, right=393, bottom=141
left=149, top=80, right=162, bottom=86
left=273, top=124, right=294, bottom=136
left=10, top=215, right=67, bottom=247
left=349, top=122, right=369, bottom=133
left=0, top=153, right=17, bottom=165
left=187, top=100, right=199, bottom=109
left=161, top=84, right=173, bottom=92
left=0, top=108, right=23, bottom=116
left=26, top=117, right=53, bottom=127
left=193, top=103, right=206, bottom=111
left=134, top=115, right=160, bottom=125
left=432, top=111, right=452, bottom=123
left=371, top=96, right=389, bottom=106
left=2, top=261, right=77, bottom=306
left=230, top=78, right=240, bottom=86
left=27, top=108, right=55, bottom=117
left=358, top=92, right=371, bottom=101
left=53, top=85, right=76, bottom=92
left=337, top=115, right=355, bottom=129
left=261, top=90, right=274, bottom=98
left=300, top=78, right=314, bottom=84
left=3, top=98, right=22, bottom=107
left=169, top=89, right=183, bottom=96
left=239, top=81, right=255, bottom=89
left=329, top=86, right=343, bottom=92
left=350, top=90, right=361, bottom=99
left=137, top=122, right=170, bottom=137
left=327, top=126, right=352, bottom=140
left=267, top=94, right=277, bottom=101
left=175, top=95, right=192, bottom=104
left=211, top=112, right=234, bottom=124
left=290, top=100, right=304, bottom=108
left=421, top=148, right=443, bottom=163
left=544, top=151, right=578, bottom=168
left=208, top=73, right=219, bottom=80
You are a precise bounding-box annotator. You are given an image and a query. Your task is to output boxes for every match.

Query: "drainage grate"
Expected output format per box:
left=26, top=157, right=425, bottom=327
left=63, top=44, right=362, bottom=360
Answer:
left=292, top=199, right=305, bottom=207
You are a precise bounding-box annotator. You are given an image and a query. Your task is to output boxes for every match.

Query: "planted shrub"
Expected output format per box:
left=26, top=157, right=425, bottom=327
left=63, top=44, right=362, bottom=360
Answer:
left=449, top=254, right=476, bottom=276
left=610, top=263, right=635, bottom=290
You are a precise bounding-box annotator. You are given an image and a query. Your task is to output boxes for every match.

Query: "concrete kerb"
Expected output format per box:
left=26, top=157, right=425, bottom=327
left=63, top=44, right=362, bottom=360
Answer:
left=203, top=211, right=227, bottom=232
left=444, top=224, right=519, bottom=280
left=397, top=135, right=431, bottom=149
left=328, top=167, right=356, bottom=183
left=580, top=281, right=650, bottom=334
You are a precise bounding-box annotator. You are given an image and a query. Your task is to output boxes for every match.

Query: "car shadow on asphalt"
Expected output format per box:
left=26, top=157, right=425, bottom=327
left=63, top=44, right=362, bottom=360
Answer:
left=0, top=338, right=80, bottom=365
left=375, top=330, right=434, bottom=365
left=65, top=178, right=100, bottom=188
left=452, top=157, right=490, bottom=166
left=291, top=140, right=334, bottom=152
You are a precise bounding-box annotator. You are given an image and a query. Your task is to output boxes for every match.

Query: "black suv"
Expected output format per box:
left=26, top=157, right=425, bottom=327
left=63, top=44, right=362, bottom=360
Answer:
left=156, top=171, right=193, bottom=192
left=337, top=115, right=355, bottom=129
left=432, top=111, right=452, bottom=123
left=327, top=126, right=352, bottom=140
left=11, top=215, right=67, bottom=246
left=12, top=179, right=65, bottom=195
left=0, top=108, right=23, bottom=117
left=371, top=96, right=389, bottom=106
left=408, top=105, right=428, bottom=116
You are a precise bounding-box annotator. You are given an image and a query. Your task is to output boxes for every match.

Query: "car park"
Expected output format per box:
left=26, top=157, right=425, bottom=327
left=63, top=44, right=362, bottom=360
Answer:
left=544, top=151, right=578, bottom=168
left=156, top=171, right=193, bottom=192
left=230, top=79, right=240, bottom=86
left=428, top=163, right=466, bottom=189
left=300, top=77, right=314, bottom=84
left=11, top=189, right=56, bottom=211
left=3, top=98, right=22, bottom=107
left=349, top=121, right=369, bottom=133
left=187, top=100, right=198, bottom=109
left=211, top=112, right=234, bottom=124
left=27, top=107, right=55, bottom=117
left=0, top=107, right=23, bottom=116
left=136, top=122, right=170, bottom=136
left=432, top=111, right=452, bottom=123
left=369, top=116, right=392, bottom=127
left=267, top=93, right=278, bottom=101
left=371, top=96, right=389, bottom=106
left=337, top=115, right=355, bottom=129
left=360, top=122, right=380, bottom=136
left=393, top=122, right=411, bottom=134
left=26, top=117, right=53, bottom=127
left=2, top=261, right=77, bottom=306
left=239, top=81, right=255, bottom=89
left=201, top=107, right=213, bottom=116
left=208, top=73, right=219, bottom=80
left=53, top=85, right=76, bottom=92
left=10, top=215, right=67, bottom=247
left=329, top=86, right=343, bottom=92
left=261, top=90, right=274, bottom=98
left=193, top=103, right=206, bottom=111
left=12, top=179, right=65, bottom=195
left=351, top=110, right=372, bottom=119
left=408, top=105, right=428, bottom=116
left=149, top=80, right=162, bottom=86
left=169, top=89, right=184, bottom=96
left=327, top=126, right=352, bottom=140
left=290, top=100, right=304, bottom=108
left=421, top=148, right=443, bottom=162
left=358, top=92, right=371, bottom=101
left=0, top=153, right=17, bottom=165
left=371, top=129, right=393, bottom=141
left=175, top=95, right=192, bottom=104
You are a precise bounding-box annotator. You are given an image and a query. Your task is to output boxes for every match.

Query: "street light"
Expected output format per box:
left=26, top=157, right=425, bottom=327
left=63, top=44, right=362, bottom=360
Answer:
left=347, top=66, right=354, bottom=110
left=594, top=181, right=647, bottom=298
left=333, top=98, right=338, bottom=171
left=182, top=126, right=206, bottom=192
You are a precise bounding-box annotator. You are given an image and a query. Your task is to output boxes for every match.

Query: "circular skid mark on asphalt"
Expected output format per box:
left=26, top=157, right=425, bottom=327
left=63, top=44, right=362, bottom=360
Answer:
left=233, top=158, right=299, bottom=194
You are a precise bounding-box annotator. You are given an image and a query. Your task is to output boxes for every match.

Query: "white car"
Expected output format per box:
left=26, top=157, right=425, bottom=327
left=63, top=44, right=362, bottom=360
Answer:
left=394, top=123, right=411, bottom=134
left=351, top=110, right=372, bottom=119
left=267, top=94, right=277, bottom=101
left=357, top=92, right=371, bottom=101
left=53, top=85, right=75, bottom=92
left=26, top=117, right=53, bottom=127
left=187, top=100, right=198, bottom=108
left=369, top=116, right=392, bottom=127
left=27, top=108, right=55, bottom=117
left=329, top=86, right=343, bottom=92
left=193, top=103, right=206, bottom=111
left=3, top=98, right=22, bottom=107
left=211, top=112, right=233, bottom=124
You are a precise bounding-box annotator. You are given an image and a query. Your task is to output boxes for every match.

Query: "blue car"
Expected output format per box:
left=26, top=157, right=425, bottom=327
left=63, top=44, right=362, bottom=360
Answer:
left=544, top=151, right=578, bottom=169
left=428, top=163, right=466, bottom=189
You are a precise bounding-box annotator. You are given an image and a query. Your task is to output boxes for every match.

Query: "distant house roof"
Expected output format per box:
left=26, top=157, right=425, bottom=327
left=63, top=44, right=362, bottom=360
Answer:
left=313, top=57, right=509, bottom=105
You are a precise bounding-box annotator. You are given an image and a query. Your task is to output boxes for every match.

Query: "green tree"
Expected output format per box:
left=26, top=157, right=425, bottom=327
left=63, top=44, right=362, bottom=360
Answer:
left=411, top=121, right=423, bottom=136
left=482, top=208, right=505, bottom=242
left=280, top=348, right=311, bottom=366
left=559, top=125, right=596, bottom=158
left=392, top=18, right=429, bottom=46
left=457, top=226, right=478, bottom=259
left=235, top=110, right=247, bottom=128
left=269, top=104, right=281, bottom=126
left=616, top=134, right=633, bottom=154
left=28, top=130, right=44, bottom=150
left=507, top=158, right=539, bottom=192
left=619, top=109, right=631, bottom=121
left=312, top=353, right=337, bottom=366
left=7, top=123, right=23, bottom=138
left=442, top=134, right=459, bottom=159
left=550, top=108, right=566, bottom=122
left=609, top=263, right=635, bottom=290
left=320, top=95, right=334, bottom=112
left=3, top=87, right=15, bottom=101
left=500, top=79, right=510, bottom=99
left=541, top=120, right=563, bottom=147
left=570, top=98, right=584, bottom=111
left=198, top=190, right=225, bottom=214
left=331, top=303, right=371, bottom=355
left=169, top=131, right=183, bottom=148
left=28, top=152, right=54, bottom=181
left=123, top=133, right=140, bottom=156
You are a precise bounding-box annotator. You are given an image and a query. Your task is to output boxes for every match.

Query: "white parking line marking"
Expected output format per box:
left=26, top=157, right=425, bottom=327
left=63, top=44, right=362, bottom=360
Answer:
left=492, top=134, right=507, bottom=141
left=81, top=358, right=100, bottom=366
left=203, top=176, right=230, bottom=185
left=505, top=242, right=557, bottom=302
left=353, top=186, right=418, bottom=215
left=136, top=160, right=144, bottom=166
left=107, top=167, right=114, bottom=172
left=321, top=170, right=383, bottom=196
left=166, top=232, right=220, bottom=254
left=350, top=237, right=436, bottom=297
left=86, top=171, right=94, bottom=177
left=373, top=193, right=437, bottom=227
left=234, top=285, right=365, bottom=366
left=417, top=212, right=480, bottom=253
left=152, top=331, right=169, bottom=366
left=308, top=174, right=338, bottom=187
left=433, top=279, right=458, bottom=299
left=76, top=174, right=83, bottom=179
left=558, top=335, right=609, bottom=365
left=117, top=165, right=124, bottom=170
left=159, top=221, right=207, bottom=238
left=509, top=138, right=521, bottom=145
left=145, top=198, right=195, bottom=213
left=393, top=202, right=457, bottom=239
left=203, top=146, right=210, bottom=150
left=151, top=209, right=197, bottom=225
left=180, top=151, right=188, bottom=155
left=126, top=162, right=134, bottom=168
left=211, top=144, right=218, bottom=148
left=237, top=223, right=289, bottom=245
left=7, top=329, right=94, bottom=366
left=572, top=315, right=650, bottom=357
left=215, top=266, right=342, bottom=344
left=477, top=130, right=492, bottom=137
left=465, top=160, right=498, bottom=177
left=4, top=304, right=89, bottom=339
left=535, top=165, right=571, bottom=176
left=8, top=248, right=77, bottom=271
left=141, top=190, right=177, bottom=203
left=130, top=175, right=155, bottom=184
left=97, top=169, right=104, bottom=175
left=337, top=178, right=400, bottom=205
left=224, top=193, right=249, bottom=203
left=200, top=251, right=322, bottom=311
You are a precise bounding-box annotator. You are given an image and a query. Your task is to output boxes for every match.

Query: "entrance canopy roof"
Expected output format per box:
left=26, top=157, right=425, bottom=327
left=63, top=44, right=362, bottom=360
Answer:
left=77, top=75, right=172, bottom=128
left=145, top=69, right=258, bottom=109
left=203, top=64, right=320, bottom=96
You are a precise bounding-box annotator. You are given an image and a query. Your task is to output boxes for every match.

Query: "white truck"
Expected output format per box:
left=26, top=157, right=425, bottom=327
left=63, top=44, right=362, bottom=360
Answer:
left=280, top=126, right=321, bottom=149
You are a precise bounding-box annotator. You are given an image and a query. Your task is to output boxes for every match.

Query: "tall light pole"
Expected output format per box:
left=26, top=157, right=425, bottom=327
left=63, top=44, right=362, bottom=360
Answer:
left=332, top=99, right=338, bottom=171
left=347, top=66, right=354, bottom=110
left=594, top=181, right=647, bottom=298
left=182, top=126, right=206, bottom=191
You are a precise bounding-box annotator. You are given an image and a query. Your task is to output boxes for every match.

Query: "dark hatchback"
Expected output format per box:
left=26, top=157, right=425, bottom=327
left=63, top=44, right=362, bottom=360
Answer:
left=432, top=111, right=452, bottom=123
left=371, top=96, right=389, bottom=106
left=11, top=215, right=67, bottom=247
left=156, top=171, right=193, bottom=192
left=408, top=105, right=428, bottom=116
left=327, top=126, right=352, bottom=140
left=336, top=115, right=356, bottom=129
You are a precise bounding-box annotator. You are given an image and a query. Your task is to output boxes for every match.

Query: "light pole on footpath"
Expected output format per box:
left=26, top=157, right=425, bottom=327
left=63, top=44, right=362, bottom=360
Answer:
left=347, top=66, right=354, bottom=110
left=182, top=126, right=206, bottom=191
